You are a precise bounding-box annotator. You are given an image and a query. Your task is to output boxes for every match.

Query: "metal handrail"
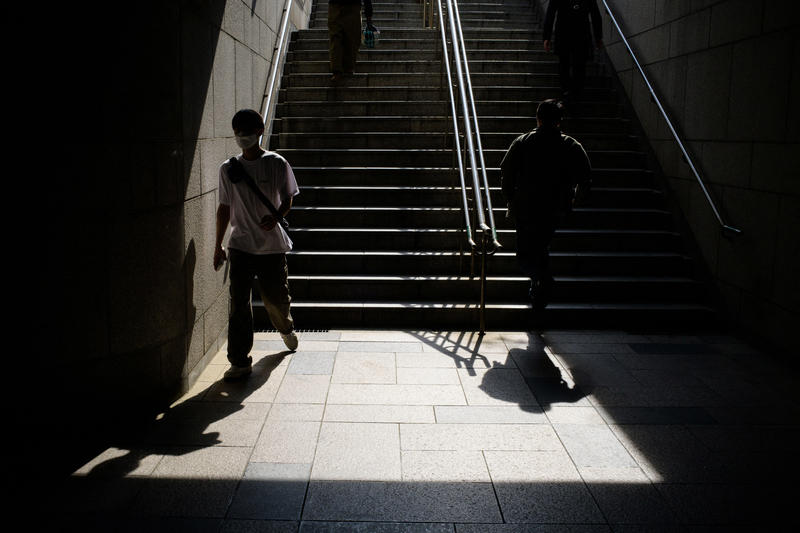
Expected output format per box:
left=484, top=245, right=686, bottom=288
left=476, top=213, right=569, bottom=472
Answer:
left=599, top=0, right=740, bottom=238
left=260, top=0, right=296, bottom=148
left=427, top=0, right=501, bottom=333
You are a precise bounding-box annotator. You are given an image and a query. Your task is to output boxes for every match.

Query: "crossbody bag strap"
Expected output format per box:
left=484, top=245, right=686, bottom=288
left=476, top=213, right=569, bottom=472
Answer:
left=227, top=157, right=289, bottom=230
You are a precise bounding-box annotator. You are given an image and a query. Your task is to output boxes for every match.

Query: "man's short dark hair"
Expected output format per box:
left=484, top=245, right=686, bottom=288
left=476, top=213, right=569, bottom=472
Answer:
left=536, top=99, right=564, bottom=128
left=232, top=109, right=264, bottom=131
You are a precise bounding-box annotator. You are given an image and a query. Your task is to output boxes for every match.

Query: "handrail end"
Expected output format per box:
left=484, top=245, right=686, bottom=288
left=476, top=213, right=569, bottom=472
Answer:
left=721, top=225, right=742, bottom=240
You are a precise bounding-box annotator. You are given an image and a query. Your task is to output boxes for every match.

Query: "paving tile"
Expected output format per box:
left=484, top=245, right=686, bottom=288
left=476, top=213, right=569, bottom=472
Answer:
left=395, top=350, right=488, bottom=368
left=642, top=335, right=704, bottom=344
left=327, top=384, right=466, bottom=405
left=61, top=474, right=149, bottom=516
left=397, top=367, right=460, bottom=385
left=583, top=386, right=726, bottom=408
left=525, top=377, right=593, bottom=407
left=457, top=526, right=612, bottom=533
left=129, top=446, right=251, bottom=517
left=686, top=424, right=800, bottom=452
left=204, top=364, right=287, bottom=403
left=251, top=351, right=291, bottom=368
left=287, top=351, right=336, bottom=375
left=499, top=332, right=548, bottom=352
left=144, top=417, right=264, bottom=447
left=338, top=330, right=427, bottom=342
left=580, top=468, right=681, bottom=525
left=162, top=400, right=271, bottom=421
left=273, top=375, right=331, bottom=404
left=546, top=343, right=636, bottom=354
left=227, top=463, right=311, bottom=519
left=628, top=343, right=715, bottom=355
left=544, top=406, right=606, bottom=424
left=63, top=515, right=225, bottom=533
left=72, top=446, right=169, bottom=477
left=400, top=423, right=562, bottom=451
left=434, top=405, right=547, bottom=424
left=715, top=450, right=800, bottom=483
left=331, top=352, right=396, bottom=384
left=323, top=404, right=435, bottom=423
left=509, top=350, right=567, bottom=378
left=610, top=525, right=686, bottom=533
left=311, top=422, right=401, bottom=481
left=221, top=519, right=299, bottom=532
left=628, top=368, right=705, bottom=387
left=492, top=481, right=606, bottom=524
left=338, top=341, right=422, bottom=352
left=458, top=368, right=539, bottom=406
left=690, top=368, right=791, bottom=406
left=302, top=480, right=502, bottom=523
left=484, top=450, right=583, bottom=482
left=300, top=522, right=454, bottom=533
left=251, top=421, right=321, bottom=463
left=611, top=352, right=738, bottom=371
left=267, top=403, right=325, bottom=422
left=554, top=424, right=638, bottom=468
left=655, top=484, right=797, bottom=525
left=553, top=353, right=641, bottom=386
left=401, top=450, right=491, bottom=482
left=608, top=425, right=732, bottom=483
left=702, top=405, right=800, bottom=425
left=596, top=407, right=718, bottom=425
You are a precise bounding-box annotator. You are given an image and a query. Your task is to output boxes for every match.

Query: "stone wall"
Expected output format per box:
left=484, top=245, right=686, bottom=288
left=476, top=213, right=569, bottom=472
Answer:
left=43, top=0, right=311, bottom=471
left=538, top=0, right=799, bottom=356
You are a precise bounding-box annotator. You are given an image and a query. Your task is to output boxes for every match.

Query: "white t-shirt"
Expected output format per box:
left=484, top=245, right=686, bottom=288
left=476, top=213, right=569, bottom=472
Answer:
left=219, top=151, right=300, bottom=255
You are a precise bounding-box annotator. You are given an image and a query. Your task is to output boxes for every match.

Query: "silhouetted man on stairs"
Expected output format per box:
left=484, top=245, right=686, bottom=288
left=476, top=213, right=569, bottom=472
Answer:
left=501, top=99, right=592, bottom=311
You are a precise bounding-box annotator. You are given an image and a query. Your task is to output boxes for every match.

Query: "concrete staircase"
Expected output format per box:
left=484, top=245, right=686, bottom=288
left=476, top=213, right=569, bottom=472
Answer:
left=256, top=0, right=713, bottom=330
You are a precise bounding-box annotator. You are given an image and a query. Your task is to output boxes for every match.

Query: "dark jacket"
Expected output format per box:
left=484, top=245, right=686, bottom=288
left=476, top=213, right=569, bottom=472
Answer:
left=543, top=0, right=602, bottom=59
left=500, top=126, right=592, bottom=218
left=329, top=0, right=373, bottom=18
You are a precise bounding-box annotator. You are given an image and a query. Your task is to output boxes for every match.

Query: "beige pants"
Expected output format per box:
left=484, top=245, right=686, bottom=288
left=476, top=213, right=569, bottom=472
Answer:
left=328, top=4, right=362, bottom=73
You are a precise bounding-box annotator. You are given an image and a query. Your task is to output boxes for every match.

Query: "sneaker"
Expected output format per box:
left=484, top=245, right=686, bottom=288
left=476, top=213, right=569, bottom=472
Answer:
left=281, top=331, right=299, bottom=351
left=224, top=364, right=252, bottom=379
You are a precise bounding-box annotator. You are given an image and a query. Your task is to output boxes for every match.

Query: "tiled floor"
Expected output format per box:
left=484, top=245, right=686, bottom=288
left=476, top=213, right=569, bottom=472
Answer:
left=61, top=330, right=800, bottom=531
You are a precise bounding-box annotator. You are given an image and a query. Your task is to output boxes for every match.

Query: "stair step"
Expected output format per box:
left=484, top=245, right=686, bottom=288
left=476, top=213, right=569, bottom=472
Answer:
left=283, top=275, right=700, bottom=302
left=286, top=228, right=681, bottom=252
left=287, top=250, right=692, bottom=276
left=289, top=166, right=653, bottom=188
left=255, top=300, right=715, bottom=330
left=278, top=149, right=646, bottom=169
left=275, top=116, right=629, bottom=135
left=279, top=86, right=618, bottom=102
left=289, top=206, right=671, bottom=230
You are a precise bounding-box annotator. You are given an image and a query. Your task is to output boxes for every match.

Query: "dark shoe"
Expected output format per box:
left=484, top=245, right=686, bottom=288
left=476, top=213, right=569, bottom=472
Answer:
left=530, top=275, right=554, bottom=310
left=345, top=69, right=354, bottom=75
left=224, top=364, right=252, bottom=379
left=331, top=71, right=342, bottom=83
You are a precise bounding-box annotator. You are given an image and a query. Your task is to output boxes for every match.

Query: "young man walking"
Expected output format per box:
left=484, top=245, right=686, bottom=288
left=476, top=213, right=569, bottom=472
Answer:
left=214, top=109, right=300, bottom=378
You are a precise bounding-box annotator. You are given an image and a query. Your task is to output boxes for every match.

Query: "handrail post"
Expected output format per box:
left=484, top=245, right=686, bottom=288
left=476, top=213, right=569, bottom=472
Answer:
left=479, top=231, right=487, bottom=335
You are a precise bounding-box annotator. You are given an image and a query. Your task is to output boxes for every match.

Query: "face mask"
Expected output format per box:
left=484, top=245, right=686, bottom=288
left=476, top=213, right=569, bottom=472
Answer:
left=235, top=133, right=259, bottom=150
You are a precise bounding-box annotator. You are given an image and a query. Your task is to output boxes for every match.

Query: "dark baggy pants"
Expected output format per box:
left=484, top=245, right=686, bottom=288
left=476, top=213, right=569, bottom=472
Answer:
left=328, top=4, right=362, bottom=73
left=557, top=52, right=587, bottom=102
left=227, top=249, right=294, bottom=367
left=515, top=215, right=560, bottom=298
